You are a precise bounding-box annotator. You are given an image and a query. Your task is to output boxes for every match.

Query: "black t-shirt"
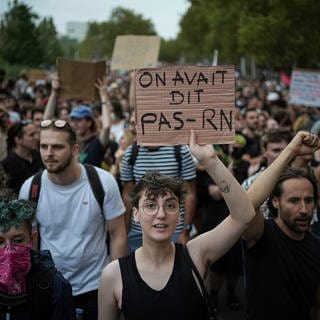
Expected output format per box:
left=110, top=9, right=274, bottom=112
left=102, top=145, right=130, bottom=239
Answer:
left=119, top=243, right=209, bottom=320
left=1, top=151, right=43, bottom=195
left=79, top=136, right=104, bottom=167
left=245, top=219, right=320, bottom=320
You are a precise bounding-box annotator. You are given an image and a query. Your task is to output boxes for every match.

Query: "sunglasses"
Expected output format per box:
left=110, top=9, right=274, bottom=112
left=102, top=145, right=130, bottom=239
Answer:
left=40, top=119, right=76, bottom=142
left=40, top=119, right=70, bottom=128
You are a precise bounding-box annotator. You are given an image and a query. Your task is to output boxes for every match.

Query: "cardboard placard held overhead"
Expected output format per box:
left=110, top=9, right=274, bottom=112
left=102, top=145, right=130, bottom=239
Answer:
left=135, top=65, right=235, bottom=146
left=28, top=69, right=49, bottom=83
left=111, top=35, right=160, bottom=71
left=57, top=58, right=106, bottom=101
left=289, top=69, right=320, bottom=107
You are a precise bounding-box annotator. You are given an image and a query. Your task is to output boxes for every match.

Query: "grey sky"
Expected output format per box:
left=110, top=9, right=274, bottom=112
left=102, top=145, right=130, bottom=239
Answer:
left=0, top=0, right=190, bottom=39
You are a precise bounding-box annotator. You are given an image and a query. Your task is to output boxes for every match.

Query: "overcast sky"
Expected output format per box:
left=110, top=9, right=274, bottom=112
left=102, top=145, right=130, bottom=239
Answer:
left=0, top=0, right=190, bottom=39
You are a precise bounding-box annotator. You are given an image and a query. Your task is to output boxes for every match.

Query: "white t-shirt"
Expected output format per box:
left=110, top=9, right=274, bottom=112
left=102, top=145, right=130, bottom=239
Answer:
left=19, top=165, right=125, bottom=295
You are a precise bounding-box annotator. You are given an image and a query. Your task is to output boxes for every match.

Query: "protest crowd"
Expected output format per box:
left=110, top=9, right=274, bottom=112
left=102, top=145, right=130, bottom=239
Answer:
left=1, top=59, right=320, bottom=320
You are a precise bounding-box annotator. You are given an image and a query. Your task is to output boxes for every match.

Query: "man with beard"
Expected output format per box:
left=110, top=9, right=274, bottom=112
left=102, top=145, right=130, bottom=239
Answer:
left=18, top=119, right=127, bottom=320
left=242, top=131, right=320, bottom=320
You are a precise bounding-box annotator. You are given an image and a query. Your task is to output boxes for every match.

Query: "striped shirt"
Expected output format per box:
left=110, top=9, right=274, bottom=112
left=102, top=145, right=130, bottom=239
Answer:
left=121, top=145, right=196, bottom=234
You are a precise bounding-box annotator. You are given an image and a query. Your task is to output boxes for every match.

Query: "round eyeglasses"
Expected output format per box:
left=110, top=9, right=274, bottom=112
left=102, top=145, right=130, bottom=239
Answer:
left=140, top=199, right=179, bottom=216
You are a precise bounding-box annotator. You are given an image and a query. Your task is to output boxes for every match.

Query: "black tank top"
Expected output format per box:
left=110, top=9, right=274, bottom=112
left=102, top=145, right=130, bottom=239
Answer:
left=119, top=243, right=209, bottom=320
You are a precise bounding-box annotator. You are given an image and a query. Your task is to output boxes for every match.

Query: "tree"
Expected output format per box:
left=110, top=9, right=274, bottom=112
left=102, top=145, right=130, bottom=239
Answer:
left=38, top=17, right=63, bottom=66
left=176, top=0, right=320, bottom=68
left=79, top=7, right=157, bottom=59
left=238, top=0, right=320, bottom=68
left=0, top=0, right=42, bottom=66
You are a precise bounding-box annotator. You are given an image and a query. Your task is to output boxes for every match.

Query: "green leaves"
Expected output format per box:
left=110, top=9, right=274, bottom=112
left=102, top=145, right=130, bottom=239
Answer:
left=79, top=7, right=156, bottom=60
left=0, top=0, right=62, bottom=67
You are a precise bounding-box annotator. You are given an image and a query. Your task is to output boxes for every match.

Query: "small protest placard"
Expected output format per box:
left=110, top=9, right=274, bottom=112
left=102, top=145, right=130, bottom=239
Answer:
left=57, top=58, right=106, bottom=101
left=28, top=69, right=49, bottom=83
left=111, top=35, right=160, bottom=71
left=289, top=69, right=320, bottom=107
left=135, top=65, right=235, bottom=145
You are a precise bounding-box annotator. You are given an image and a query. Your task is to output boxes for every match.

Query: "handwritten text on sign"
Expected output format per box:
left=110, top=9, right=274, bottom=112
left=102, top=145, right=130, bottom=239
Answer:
left=135, top=66, right=235, bottom=145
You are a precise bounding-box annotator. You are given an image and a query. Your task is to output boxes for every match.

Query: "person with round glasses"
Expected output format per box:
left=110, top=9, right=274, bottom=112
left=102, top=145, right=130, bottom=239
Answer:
left=98, top=130, right=256, bottom=320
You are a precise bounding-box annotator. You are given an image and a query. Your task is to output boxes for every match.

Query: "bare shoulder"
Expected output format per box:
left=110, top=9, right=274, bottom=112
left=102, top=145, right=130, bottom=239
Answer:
left=100, top=259, right=123, bottom=302
left=101, top=259, right=122, bottom=285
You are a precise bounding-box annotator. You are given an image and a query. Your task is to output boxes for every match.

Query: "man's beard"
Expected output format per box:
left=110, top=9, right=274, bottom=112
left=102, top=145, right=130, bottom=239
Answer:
left=281, top=211, right=311, bottom=234
left=45, top=154, right=73, bottom=174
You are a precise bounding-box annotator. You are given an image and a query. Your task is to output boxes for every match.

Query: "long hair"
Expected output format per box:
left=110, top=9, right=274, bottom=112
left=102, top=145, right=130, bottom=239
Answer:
left=267, top=167, right=318, bottom=217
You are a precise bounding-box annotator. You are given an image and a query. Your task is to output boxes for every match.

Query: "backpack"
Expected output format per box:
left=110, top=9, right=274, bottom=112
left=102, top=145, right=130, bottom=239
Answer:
left=28, top=164, right=109, bottom=251
left=0, top=251, right=61, bottom=319
left=27, top=250, right=57, bottom=318
left=129, top=143, right=182, bottom=174
left=29, top=164, right=105, bottom=216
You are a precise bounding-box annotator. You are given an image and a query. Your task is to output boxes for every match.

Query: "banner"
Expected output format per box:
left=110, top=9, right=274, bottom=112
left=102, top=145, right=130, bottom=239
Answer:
left=289, top=69, right=320, bottom=107
left=135, top=65, right=235, bottom=145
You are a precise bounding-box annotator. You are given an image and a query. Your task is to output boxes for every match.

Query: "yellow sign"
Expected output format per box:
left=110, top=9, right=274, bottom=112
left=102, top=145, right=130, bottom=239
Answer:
left=111, top=35, right=160, bottom=71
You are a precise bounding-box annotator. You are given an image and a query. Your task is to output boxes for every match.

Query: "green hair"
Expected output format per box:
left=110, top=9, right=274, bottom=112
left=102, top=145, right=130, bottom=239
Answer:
left=0, top=200, right=36, bottom=233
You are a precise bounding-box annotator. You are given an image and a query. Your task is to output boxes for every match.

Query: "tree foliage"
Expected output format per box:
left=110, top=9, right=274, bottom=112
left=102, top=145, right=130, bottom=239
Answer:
left=79, top=7, right=156, bottom=59
left=0, top=0, right=63, bottom=67
left=174, top=0, right=320, bottom=68
left=38, top=17, right=63, bottom=66
left=0, top=0, right=42, bottom=66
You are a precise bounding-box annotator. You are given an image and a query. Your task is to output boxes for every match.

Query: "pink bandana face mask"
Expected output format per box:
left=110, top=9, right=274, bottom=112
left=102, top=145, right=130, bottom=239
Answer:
left=0, top=243, right=32, bottom=295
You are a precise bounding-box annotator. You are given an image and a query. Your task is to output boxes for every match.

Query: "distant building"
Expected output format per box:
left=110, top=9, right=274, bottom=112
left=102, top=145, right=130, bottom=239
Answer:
left=66, top=22, right=88, bottom=41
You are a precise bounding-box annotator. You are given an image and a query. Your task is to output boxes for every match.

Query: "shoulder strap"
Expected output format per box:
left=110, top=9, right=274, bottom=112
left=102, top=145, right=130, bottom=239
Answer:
left=28, top=252, right=57, bottom=318
left=174, top=145, right=182, bottom=174
left=84, top=164, right=105, bottom=217
left=129, top=143, right=139, bottom=167
left=181, top=245, right=217, bottom=320
left=29, top=170, right=43, bottom=203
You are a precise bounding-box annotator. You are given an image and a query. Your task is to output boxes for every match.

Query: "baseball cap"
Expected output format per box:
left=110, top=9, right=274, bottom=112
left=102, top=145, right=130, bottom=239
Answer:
left=70, top=105, right=93, bottom=119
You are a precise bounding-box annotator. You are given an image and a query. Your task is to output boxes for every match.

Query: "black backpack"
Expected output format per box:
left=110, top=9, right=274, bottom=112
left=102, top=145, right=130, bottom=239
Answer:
left=28, top=163, right=109, bottom=250
left=29, top=164, right=105, bottom=215
left=0, top=251, right=59, bottom=319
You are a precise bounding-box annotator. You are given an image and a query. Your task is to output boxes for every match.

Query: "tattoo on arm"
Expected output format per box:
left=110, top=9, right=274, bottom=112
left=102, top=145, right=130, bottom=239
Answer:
left=218, top=180, right=230, bottom=193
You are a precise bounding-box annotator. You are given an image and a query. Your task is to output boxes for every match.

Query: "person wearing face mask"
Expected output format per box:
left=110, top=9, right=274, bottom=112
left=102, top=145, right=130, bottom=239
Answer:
left=0, top=199, right=76, bottom=320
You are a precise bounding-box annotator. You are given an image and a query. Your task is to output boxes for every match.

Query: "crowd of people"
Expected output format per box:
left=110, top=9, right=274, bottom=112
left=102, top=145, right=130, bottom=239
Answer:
left=0, top=66, right=320, bottom=320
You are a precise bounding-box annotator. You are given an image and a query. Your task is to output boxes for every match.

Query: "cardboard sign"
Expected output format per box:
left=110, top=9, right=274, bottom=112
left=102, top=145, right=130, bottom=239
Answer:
left=57, top=58, right=106, bottom=101
left=289, top=69, right=320, bottom=107
left=28, top=69, right=49, bottom=82
left=135, top=65, right=235, bottom=146
left=111, top=35, right=160, bottom=71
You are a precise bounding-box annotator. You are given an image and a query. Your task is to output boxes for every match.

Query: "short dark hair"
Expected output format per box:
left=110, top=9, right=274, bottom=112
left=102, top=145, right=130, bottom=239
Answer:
left=261, top=128, right=293, bottom=149
left=267, top=167, right=318, bottom=217
left=130, top=171, right=186, bottom=208
left=243, top=107, right=257, bottom=118
left=7, top=120, right=32, bottom=152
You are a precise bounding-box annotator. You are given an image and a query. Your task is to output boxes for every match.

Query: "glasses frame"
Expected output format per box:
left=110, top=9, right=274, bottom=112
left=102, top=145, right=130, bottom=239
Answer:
left=139, top=199, right=180, bottom=217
